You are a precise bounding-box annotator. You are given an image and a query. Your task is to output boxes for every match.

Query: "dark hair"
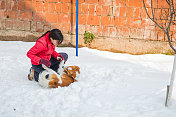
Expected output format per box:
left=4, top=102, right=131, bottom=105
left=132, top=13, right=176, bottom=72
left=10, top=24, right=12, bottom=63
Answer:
left=39, top=29, right=63, bottom=43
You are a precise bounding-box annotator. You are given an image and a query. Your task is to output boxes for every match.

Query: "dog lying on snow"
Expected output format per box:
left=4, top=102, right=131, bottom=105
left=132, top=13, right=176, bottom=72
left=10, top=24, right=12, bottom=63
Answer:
left=28, top=60, right=80, bottom=88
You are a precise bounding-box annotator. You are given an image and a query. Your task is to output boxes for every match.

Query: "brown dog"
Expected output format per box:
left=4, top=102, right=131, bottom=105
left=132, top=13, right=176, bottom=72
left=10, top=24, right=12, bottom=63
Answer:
left=28, top=65, right=80, bottom=88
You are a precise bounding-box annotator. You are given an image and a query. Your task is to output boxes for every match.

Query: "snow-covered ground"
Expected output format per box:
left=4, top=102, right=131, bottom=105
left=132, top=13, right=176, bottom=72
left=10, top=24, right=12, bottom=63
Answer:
left=0, top=41, right=176, bottom=117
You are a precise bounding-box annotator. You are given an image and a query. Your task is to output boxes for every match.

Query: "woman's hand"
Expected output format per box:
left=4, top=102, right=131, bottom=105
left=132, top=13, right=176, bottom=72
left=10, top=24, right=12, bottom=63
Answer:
left=57, top=54, right=65, bottom=63
left=39, top=58, right=51, bottom=67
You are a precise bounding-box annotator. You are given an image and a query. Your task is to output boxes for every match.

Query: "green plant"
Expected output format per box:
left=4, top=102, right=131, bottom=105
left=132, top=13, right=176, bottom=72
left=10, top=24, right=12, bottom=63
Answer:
left=67, top=31, right=71, bottom=34
left=84, top=31, right=95, bottom=44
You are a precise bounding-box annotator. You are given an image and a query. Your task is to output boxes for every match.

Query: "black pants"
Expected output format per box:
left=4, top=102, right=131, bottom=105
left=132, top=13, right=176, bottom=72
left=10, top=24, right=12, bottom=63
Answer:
left=32, top=53, right=68, bottom=82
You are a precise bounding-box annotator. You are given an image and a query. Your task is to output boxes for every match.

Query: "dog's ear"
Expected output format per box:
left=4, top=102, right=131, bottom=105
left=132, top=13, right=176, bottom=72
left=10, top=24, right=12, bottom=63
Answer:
left=48, top=74, right=60, bottom=88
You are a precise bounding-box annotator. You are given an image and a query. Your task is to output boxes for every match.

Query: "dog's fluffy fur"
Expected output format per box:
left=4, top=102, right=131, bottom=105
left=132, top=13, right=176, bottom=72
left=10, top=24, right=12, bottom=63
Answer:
left=59, top=65, right=80, bottom=87
left=28, top=64, right=80, bottom=88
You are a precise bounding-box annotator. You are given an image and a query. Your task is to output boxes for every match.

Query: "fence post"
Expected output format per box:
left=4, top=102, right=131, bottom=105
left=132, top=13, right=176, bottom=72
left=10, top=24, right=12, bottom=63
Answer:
left=76, top=0, right=79, bottom=56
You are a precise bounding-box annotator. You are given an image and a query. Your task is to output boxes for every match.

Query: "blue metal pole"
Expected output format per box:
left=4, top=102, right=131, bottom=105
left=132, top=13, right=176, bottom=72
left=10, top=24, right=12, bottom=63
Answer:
left=76, top=0, right=78, bottom=56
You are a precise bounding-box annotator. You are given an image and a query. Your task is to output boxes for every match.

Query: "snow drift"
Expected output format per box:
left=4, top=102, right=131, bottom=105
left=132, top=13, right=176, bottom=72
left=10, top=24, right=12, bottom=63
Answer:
left=0, top=41, right=176, bottom=117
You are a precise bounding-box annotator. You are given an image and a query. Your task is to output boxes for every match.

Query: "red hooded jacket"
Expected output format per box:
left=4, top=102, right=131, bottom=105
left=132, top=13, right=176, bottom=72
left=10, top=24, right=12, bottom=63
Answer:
left=27, top=32, right=60, bottom=65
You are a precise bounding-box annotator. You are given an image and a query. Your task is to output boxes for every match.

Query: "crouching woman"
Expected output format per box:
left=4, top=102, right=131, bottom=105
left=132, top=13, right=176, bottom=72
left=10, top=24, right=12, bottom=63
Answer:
left=27, top=29, right=68, bottom=82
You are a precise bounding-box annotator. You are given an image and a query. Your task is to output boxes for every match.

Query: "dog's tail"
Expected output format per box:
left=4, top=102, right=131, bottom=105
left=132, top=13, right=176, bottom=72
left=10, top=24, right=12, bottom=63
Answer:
left=42, top=64, right=62, bottom=84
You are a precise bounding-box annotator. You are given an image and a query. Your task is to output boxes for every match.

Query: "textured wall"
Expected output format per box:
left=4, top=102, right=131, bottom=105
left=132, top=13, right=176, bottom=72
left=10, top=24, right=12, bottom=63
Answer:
left=0, top=0, right=176, bottom=54
left=0, top=0, right=176, bottom=40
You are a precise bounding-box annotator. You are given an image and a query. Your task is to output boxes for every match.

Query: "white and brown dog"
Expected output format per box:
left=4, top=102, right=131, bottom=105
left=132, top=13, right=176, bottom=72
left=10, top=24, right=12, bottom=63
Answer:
left=28, top=60, right=80, bottom=88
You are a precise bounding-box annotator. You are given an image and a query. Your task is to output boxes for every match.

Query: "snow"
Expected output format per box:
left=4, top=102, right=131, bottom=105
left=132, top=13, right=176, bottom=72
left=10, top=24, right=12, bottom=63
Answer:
left=0, top=41, right=176, bottom=117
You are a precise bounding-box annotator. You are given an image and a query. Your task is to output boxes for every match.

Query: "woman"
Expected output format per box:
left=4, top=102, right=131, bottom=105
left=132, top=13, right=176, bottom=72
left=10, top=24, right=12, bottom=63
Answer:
left=27, top=29, right=68, bottom=82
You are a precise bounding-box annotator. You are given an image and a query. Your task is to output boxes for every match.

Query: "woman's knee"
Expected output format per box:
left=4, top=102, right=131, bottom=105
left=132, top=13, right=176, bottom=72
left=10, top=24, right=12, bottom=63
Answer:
left=59, top=53, right=68, bottom=61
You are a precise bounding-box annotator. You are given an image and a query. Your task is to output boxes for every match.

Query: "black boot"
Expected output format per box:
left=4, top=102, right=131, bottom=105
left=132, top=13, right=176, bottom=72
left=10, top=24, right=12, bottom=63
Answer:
left=28, top=67, right=35, bottom=81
